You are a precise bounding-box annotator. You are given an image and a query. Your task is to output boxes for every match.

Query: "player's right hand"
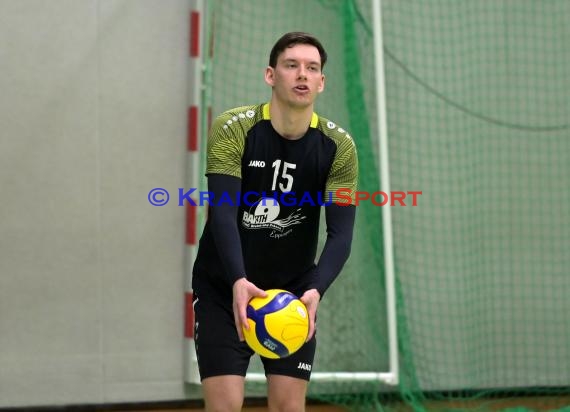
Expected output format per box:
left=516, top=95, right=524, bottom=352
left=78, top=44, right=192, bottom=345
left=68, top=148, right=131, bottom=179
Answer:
left=232, top=278, right=267, bottom=341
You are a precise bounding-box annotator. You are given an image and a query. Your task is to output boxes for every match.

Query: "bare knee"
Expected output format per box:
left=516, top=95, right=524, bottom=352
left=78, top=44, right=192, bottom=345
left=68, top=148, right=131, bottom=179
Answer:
left=204, top=399, right=243, bottom=412
left=267, top=374, right=307, bottom=412
left=202, top=375, right=245, bottom=412
left=268, top=396, right=305, bottom=412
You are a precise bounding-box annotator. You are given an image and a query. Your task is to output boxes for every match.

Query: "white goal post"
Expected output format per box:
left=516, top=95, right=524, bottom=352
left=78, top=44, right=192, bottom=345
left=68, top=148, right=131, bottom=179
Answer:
left=185, top=0, right=399, bottom=387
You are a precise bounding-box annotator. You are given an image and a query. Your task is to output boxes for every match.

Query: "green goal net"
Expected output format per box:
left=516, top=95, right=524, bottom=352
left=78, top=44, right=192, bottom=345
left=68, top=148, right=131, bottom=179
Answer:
left=200, top=1, right=570, bottom=411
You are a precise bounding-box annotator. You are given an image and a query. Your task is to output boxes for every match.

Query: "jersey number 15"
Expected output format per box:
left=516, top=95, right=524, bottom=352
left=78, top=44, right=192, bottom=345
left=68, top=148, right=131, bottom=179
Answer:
left=271, top=159, right=296, bottom=193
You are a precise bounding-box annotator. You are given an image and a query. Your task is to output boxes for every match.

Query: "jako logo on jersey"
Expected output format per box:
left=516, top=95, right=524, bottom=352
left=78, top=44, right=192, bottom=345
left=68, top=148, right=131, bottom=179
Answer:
left=248, top=160, right=265, bottom=167
left=297, top=362, right=312, bottom=371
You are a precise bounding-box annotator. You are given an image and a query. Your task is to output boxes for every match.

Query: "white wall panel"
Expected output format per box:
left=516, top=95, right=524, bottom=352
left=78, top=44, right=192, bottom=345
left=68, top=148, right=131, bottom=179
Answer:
left=0, top=0, right=190, bottom=407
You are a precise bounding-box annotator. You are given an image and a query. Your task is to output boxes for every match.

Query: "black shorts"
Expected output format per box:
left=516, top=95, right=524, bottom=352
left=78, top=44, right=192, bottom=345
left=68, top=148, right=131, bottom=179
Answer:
left=193, top=289, right=316, bottom=381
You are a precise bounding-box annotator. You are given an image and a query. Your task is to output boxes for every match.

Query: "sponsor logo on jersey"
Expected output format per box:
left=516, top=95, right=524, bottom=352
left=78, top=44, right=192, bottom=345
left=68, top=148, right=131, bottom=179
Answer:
left=248, top=160, right=266, bottom=168
left=241, top=197, right=305, bottom=238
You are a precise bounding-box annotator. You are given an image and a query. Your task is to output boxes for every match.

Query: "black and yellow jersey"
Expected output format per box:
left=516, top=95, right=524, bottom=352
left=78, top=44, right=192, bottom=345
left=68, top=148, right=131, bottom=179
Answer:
left=192, top=103, right=358, bottom=295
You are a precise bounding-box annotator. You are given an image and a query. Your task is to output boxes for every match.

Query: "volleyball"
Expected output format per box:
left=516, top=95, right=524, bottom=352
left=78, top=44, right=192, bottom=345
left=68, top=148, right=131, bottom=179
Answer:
left=243, top=289, right=309, bottom=359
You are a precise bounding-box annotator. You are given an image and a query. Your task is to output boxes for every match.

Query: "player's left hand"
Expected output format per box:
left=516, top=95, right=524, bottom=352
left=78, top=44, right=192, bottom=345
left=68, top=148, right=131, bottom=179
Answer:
left=299, top=289, right=320, bottom=341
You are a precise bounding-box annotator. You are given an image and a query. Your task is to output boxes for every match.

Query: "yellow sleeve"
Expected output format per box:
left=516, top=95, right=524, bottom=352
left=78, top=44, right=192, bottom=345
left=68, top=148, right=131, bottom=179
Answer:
left=206, top=105, right=259, bottom=178
left=325, top=132, right=359, bottom=204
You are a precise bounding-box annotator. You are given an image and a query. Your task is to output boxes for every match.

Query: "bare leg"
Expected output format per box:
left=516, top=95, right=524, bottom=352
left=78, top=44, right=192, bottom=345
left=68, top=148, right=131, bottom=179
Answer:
left=201, top=375, right=245, bottom=412
left=267, top=374, right=308, bottom=412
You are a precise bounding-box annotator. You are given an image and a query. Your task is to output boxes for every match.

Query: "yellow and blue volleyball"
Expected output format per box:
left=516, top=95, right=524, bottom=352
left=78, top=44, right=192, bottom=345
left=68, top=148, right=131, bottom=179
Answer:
left=243, top=289, right=309, bottom=359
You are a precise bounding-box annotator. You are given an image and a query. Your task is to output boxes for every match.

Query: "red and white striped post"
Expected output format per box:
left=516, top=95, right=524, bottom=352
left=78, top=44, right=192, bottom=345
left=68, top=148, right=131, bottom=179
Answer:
left=184, top=0, right=206, bottom=385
